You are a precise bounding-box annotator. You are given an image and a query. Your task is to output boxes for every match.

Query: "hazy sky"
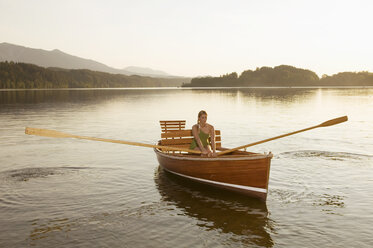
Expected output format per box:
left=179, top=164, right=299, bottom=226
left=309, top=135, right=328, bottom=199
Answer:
left=1, top=0, right=372, bottom=77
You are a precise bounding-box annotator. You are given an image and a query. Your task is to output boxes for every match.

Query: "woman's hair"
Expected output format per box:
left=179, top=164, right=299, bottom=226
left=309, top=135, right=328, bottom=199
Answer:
left=197, top=110, right=207, bottom=126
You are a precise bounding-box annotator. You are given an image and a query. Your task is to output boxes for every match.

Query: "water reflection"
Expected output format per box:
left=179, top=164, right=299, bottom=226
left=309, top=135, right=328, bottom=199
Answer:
left=0, top=89, right=168, bottom=104
left=154, top=167, right=274, bottom=247
left=185, top=87, right=317, bottom=101
left=1, top=88, right=372, bottom=105
left=0, top=87, right=338, bottom=105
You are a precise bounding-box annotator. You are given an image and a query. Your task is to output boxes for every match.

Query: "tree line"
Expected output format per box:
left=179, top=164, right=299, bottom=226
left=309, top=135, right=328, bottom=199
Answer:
left=1, top=62, right=372, bottom=89
left=0, top=62, right=187, bottom=89
left=183, top=65, right=373, bottom=87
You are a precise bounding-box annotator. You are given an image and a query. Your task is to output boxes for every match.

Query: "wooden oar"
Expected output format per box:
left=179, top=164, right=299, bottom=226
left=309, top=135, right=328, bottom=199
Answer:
left=25, top=127, right=201, bottom=154
left=217, top=116, right=348, bottom=156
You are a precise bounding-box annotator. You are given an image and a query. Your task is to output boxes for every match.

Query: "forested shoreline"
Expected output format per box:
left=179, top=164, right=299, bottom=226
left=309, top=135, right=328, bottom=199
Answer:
left=183, top=65, right=373, bottom=87
left=1, top=62, right=372, bottom=89
left=0, top=62, right=188, bottom=88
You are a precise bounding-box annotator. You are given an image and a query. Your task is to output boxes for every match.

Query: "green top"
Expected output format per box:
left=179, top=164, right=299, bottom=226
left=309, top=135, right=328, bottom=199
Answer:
left=190, top=129, right=210, bottom=149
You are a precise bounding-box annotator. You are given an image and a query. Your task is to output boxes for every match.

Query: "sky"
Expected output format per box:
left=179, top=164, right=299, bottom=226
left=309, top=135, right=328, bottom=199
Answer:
left=1, top=0, right=372, bottom=77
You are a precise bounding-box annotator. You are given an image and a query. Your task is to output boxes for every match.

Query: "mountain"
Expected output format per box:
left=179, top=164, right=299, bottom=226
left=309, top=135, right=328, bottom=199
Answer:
left=0, top=42, right=176, bottom=78
left=123, top=66, right=170, bottom=77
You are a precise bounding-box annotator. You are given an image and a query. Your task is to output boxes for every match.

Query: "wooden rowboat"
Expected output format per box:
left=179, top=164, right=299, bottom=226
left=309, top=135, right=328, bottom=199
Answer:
left=154, top=120, right=273, bottom=201
left=155, top=148, right=272, bottom=201
left=24, top=116, right=347, bottom=202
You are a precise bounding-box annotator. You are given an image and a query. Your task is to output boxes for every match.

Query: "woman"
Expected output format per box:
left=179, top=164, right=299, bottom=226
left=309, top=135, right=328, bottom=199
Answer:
left=190, top=110, right=217, bottom=157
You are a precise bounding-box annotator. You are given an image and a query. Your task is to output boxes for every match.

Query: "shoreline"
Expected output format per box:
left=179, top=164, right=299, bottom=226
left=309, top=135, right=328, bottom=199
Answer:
left=1, top=86, right=373, bottom=91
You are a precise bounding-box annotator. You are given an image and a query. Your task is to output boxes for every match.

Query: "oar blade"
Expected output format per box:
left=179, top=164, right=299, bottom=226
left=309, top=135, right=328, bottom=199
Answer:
left=25, top=127, right=75, bottom=138
left=319, top=116, right=348, bottom=127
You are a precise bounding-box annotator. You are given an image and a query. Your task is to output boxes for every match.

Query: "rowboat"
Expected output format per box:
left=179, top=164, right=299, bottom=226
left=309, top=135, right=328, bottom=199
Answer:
left=154, top=120, right=273, bottom=201
left=24, top=116, right=347, bottom=202
left=154, top=148, right=272, bottom=201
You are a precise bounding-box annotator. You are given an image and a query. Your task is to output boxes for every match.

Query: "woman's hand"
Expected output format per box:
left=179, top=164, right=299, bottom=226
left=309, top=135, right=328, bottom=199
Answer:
left=207, top=151, right=217, bottom=157
left=206, top=150, right=217, bottom=157
left=201, top=148, right=209, bottom=156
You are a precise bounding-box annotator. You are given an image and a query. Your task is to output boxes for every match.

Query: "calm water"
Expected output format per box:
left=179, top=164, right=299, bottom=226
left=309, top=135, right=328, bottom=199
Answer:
left=0, top=88, right=372, bottom=247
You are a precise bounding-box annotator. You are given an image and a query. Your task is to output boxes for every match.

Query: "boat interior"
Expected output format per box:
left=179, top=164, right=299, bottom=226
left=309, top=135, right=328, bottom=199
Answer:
left=159, top=120, right=264, bottom=158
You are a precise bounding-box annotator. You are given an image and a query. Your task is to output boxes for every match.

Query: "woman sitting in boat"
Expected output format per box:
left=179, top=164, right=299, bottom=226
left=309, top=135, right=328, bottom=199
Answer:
left=190, top=110, right=217, bottom=157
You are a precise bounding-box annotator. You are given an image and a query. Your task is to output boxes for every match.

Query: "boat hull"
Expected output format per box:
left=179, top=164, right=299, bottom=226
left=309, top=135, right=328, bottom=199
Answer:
left=154, top=148, right=272, bottom=201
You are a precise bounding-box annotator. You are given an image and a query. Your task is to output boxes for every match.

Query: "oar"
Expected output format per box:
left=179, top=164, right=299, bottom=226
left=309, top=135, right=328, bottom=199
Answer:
left=217, top=116, right=348, bottom=156
left=25, top=127, right=201, bottom=154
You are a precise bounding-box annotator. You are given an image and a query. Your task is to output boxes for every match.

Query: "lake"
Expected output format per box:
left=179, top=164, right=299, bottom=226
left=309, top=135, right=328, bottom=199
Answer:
left=0, top=87, right=372, bottom=247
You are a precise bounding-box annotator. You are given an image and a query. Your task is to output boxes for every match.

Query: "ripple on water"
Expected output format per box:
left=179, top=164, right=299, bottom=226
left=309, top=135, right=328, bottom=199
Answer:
left=0, top=166, right=93, bottom=211
left=269, top=187, right=345, bottom=213
left=278, top=150, right=373, bottom=162
left=27, top=210, right=222, bottom=248
left=0, top=166, right=90, bottom=182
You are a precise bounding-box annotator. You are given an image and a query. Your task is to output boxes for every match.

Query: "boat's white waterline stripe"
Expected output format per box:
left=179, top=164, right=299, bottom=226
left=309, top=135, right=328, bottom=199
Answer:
left=164, top=168, right=267, bottom=194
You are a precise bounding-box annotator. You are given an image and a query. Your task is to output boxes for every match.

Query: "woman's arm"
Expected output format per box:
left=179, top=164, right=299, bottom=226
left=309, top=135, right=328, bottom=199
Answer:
left=209, top=125, right=216, bottom=155
left=192, top=125, right=207, bottom=154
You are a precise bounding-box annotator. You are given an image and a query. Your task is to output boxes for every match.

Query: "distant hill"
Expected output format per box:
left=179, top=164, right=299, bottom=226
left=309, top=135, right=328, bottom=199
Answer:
left=0, top=42, right=176, bottom=78
left=123, top=66, right=170, bottom=77
left=0, top=61, right=189, bottom=88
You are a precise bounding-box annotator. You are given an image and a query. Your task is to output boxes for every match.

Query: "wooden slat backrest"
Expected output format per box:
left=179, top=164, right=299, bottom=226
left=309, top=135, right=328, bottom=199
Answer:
left=160, top=120, right=186, bottom=133
left=160, top=129, right=222, bottom=152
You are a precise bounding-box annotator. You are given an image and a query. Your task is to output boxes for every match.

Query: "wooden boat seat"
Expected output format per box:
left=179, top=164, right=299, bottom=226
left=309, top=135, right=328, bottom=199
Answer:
left=160, top=120, right=221, bottom=153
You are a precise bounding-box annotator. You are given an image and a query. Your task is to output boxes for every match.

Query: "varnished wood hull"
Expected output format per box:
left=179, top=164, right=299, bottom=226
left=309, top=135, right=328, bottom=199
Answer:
left=154, top=147, right=273, bottom=201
